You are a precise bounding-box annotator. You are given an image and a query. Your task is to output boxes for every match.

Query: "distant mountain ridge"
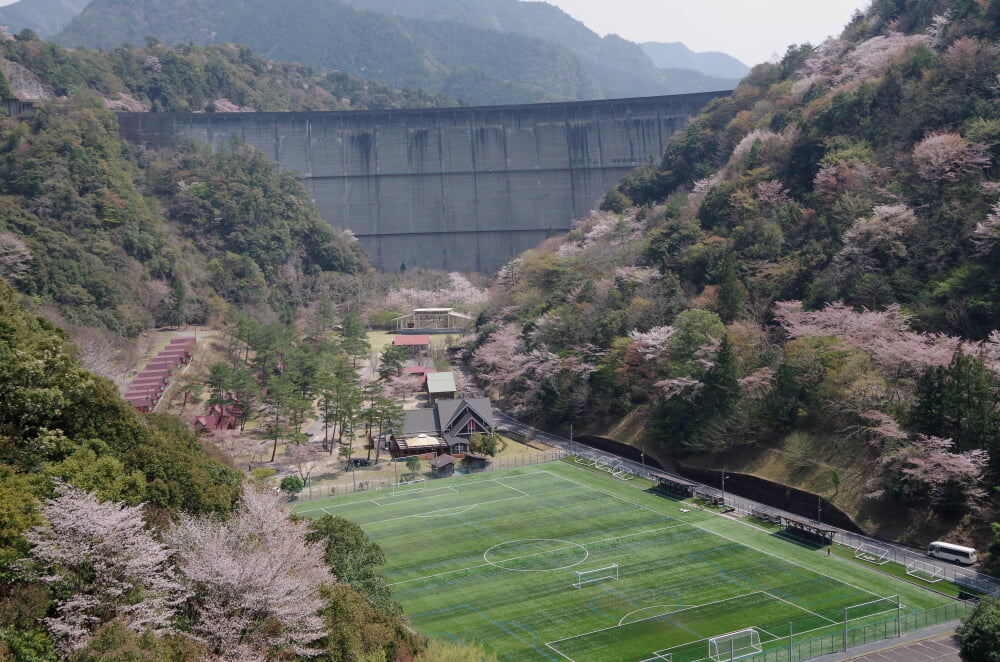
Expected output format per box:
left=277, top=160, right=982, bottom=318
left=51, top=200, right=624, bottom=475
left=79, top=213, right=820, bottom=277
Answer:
left=53, top=0, right=741, bottom=105
left=640, top=41, right=750, bottom=79
left=0, top=0, right=87, bottom=38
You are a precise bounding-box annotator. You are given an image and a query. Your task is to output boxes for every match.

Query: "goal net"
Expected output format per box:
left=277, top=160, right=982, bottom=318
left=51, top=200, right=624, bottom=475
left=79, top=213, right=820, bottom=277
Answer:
left=708, top=628, right=762, bottom=661
left=854, top=542, right=890, bottom=565
left=572, top=563, right=619, bottom=589
left=391, top=477, right=426, bottom=495
left=906, top=559, right=944, bottom=583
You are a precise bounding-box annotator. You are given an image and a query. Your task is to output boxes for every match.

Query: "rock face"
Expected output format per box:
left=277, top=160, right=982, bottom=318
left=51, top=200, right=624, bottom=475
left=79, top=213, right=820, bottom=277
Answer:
left=2, top=59, right=52, bottom=101
left=117, top=91, right=728, bottom=272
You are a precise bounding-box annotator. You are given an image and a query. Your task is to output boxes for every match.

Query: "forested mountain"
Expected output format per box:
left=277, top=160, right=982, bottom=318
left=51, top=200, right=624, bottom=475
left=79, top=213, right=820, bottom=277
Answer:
left=640, top=41, right=750, bottom=79
left=0, top=35, right=453, bottom=112
left=0, top=275, right=491, bottom=660
left=0, top=36, right=399, bottom=340
left=53, top=0, right=739, bottom=105
left=0, top=0, right=87, bottom=39
left=466, top=0, right=1000, bottom=548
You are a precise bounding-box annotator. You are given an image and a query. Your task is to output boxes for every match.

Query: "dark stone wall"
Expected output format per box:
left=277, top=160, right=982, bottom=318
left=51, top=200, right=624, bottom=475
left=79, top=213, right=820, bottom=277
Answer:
left=116, top=91, right=729, bottom=272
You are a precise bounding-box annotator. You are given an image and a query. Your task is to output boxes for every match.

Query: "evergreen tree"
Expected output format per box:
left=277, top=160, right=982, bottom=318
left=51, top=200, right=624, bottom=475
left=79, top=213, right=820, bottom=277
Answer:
left=910, top=348, right=999, bottom=458
left=716, top=253, right=744, bottom=323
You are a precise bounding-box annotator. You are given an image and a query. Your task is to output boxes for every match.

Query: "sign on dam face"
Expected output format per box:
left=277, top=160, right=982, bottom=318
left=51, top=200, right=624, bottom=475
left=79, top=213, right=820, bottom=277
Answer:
left=117, top=91, right=728, bottom=272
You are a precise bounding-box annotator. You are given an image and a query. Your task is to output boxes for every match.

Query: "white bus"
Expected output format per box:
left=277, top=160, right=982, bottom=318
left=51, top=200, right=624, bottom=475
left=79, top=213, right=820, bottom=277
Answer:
left=928, top=541, right=977, bottom=565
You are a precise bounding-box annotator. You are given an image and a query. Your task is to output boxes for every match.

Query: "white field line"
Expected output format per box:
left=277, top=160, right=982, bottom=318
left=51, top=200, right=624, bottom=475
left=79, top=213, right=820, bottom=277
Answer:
left=389, top=540, right=587, bottom=587
left=291, top=471, right=549, bottom=515
left=374, top=485, right=459, bottom=504
left=416, top=504, right=478, bottom=518
left=588, top=522, right=690, bottom=547
left=365, top=494, right=529, bottom=527
left=292, top=500, right=379, bottom=515
left=550, top=591, right=772, bottom=646
left=542, top=469, right=893, bottom=606
left=764, top=591, right=838, bottom=626
left=387, top=520, right=694, bottom=589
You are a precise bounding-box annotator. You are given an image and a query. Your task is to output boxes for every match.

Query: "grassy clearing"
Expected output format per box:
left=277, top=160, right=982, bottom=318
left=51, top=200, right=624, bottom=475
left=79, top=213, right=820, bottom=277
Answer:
left=292, top=462, right=959, bottom=662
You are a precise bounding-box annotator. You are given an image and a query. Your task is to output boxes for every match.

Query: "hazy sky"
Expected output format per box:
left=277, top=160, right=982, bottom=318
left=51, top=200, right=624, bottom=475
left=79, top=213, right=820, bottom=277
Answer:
left=541, top=0, right=872, bottom=65
left=0, top=0, right=871, bottom=66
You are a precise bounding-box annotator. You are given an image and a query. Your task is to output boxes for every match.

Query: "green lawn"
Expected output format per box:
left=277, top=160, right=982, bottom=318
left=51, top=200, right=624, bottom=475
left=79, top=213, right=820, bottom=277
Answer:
left=292, top=463, right=962, bottom=662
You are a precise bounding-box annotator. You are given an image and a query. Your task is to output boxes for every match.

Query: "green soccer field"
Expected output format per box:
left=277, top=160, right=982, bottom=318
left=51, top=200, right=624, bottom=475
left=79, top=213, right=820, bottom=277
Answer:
left=292, top=462, right=956, bottom=662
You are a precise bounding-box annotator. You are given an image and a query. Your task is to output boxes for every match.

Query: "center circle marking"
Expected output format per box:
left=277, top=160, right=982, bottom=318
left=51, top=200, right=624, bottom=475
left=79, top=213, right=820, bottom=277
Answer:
left=483, top=538, right=589, bottom=572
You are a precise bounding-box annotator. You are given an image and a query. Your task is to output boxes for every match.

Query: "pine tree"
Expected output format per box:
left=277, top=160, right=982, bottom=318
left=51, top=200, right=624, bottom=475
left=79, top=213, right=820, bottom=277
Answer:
left=910, top=348, right=999, bottom=458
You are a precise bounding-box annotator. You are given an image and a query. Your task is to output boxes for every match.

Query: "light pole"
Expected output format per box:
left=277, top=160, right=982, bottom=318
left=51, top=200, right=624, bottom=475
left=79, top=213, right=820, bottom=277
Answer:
left=569, top=422, right=574, bottom=456
left=641, top=443, right=646, bottom=475
left=721, top=467, right=728, bottom=506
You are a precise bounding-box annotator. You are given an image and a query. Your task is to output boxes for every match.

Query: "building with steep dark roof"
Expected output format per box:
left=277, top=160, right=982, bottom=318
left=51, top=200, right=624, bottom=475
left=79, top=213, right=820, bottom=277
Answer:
left=396, top=397, right=495, bottom=457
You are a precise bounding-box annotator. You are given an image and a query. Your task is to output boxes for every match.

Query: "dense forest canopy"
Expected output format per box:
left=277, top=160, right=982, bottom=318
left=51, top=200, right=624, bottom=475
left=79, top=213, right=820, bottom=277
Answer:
left=466, top=0, right=1000, bottom=546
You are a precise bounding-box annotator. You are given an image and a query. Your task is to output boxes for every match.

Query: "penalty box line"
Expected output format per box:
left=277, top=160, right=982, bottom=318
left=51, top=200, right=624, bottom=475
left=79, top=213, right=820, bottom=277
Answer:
left=549, top=590, right=775, bottom=649
left=363, top=480, right=533, bottom=525
left=545, top=469, right=894, bottom=608
left=388, top=541, right=581, bottom=587
left=292, top=473, right=541, bottom=516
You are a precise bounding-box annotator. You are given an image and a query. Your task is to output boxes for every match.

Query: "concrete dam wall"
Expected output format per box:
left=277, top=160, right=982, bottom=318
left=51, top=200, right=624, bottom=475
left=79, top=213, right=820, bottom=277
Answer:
left=117, top=92, right=728, bottom=272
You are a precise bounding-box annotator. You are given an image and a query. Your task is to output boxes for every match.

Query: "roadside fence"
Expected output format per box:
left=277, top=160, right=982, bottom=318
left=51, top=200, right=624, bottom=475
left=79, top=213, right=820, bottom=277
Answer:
left=292, top=449, right=568, bottom=502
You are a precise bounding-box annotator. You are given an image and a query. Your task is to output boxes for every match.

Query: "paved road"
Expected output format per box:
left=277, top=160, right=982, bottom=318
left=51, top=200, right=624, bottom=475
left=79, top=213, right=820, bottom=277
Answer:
left=812, top=625, right=961, bottom=662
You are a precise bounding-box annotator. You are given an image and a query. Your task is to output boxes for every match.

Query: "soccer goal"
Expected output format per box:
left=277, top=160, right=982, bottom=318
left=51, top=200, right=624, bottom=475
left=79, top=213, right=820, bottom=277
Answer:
left=391, top=477, right=426, bottom=495
left=854, top=542, right=890, bottom=565
left=638, top=652, right=672, bottom=662
left=906, top=559, right=944, bottom=583
left=572, top=563, right=619, bottom=589
left=708, top=628, right=762, bottom=661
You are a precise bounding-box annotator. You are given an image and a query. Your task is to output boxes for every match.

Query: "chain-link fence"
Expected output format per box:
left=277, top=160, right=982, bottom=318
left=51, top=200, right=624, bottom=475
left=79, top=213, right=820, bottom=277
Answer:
left=734, top=601, right=973, bottom=662
left=676, top=483, right=1000, bottom=598
left=292, top=449, right=568, bottom=502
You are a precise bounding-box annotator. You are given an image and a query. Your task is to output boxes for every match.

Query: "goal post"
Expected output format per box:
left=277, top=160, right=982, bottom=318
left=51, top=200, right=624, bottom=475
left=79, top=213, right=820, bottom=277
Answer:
left=854, top=542, right=890, bottom=565
left=708, top=628, right=762, bottom=661
left=906, top=559, right=944, bottom=583
left=572, top=563, right=619, bottom=589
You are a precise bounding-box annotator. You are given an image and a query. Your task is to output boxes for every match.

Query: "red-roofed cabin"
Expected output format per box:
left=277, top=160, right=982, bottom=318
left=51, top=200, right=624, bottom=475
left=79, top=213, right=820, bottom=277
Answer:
left=125, top=395, right=156, bottom=413
left=144, top=360, right=175, bottom=375
left=392, top=334, right=430, bottom=358
left=194, top=403, right=238, bottom=431
left=130, top=375, right=167, bottom=386
left=127, top=381, right=165, bottom=396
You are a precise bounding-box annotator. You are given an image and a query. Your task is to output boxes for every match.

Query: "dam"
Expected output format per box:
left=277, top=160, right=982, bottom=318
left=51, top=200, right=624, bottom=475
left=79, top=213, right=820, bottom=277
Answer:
left=117, top=91, right=728, bottom=272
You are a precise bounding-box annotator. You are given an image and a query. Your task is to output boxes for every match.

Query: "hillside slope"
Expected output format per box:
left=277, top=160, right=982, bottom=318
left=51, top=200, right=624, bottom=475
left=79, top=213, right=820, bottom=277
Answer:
left=0, top=37, right=393, bottom=345
left=466, top=0, right=1000, bottom=548
left=54, top=0, right=739, bottom=104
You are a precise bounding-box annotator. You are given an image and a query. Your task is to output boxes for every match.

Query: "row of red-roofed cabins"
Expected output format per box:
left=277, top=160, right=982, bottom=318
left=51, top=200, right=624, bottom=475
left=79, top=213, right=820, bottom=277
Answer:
left=124, top=337, right=196, bottom=412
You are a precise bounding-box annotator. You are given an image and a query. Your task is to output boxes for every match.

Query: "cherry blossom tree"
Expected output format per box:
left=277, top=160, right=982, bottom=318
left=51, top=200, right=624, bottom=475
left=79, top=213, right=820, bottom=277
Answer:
left=971, top=200, right=1000, bottom=256
left=834, top=204, right=918, bottom=273
left=912, top=131, right=991, bottom=183
left=737, top=367, right=775, bottom=400
left=24, top=483, right=188, bottom=655
left=166, top=486, right=333, bottom=660
left=773, top=300, right=965, bottom=384
left=869, top=435, right=988, bottom=508
left=0, top=232, right=32, bottom=282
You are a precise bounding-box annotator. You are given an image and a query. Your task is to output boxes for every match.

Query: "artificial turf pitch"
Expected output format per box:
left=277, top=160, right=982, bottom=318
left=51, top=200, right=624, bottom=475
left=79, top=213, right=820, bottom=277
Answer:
left=292, top=462, right=955, bottom=662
